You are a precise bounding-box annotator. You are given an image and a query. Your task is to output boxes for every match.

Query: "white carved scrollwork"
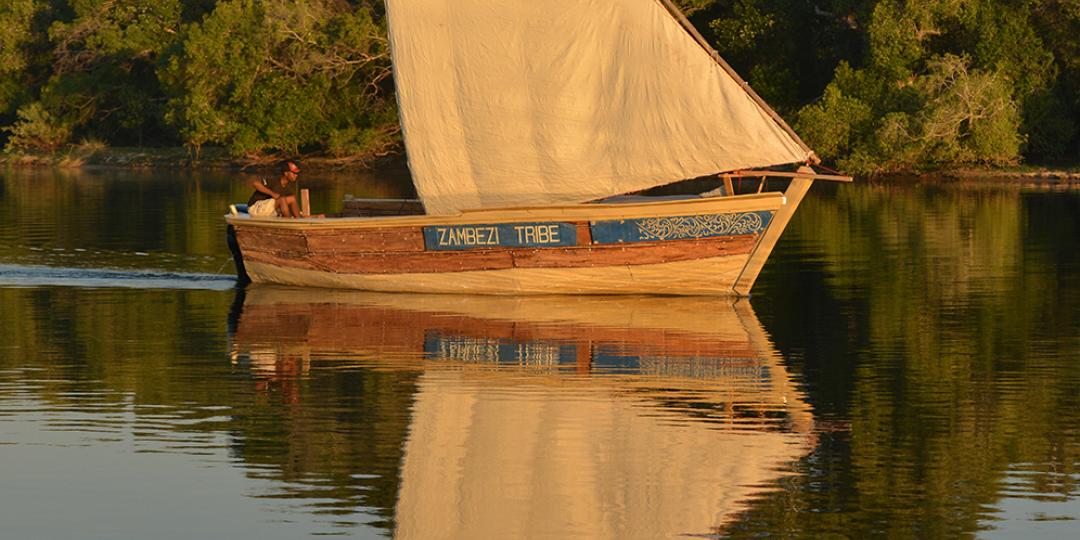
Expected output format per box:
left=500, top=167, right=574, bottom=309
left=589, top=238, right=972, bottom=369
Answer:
left=636, top=212, right=765, bottom=241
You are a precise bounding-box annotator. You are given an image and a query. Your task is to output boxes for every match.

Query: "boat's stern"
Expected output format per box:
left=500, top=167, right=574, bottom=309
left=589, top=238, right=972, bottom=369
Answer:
left=226, top=205, right=251, bottom=285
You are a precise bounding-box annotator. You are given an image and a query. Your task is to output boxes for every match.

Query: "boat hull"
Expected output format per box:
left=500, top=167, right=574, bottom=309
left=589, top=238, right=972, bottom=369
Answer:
left=226, top=179, right=811, bottom=296
left=243, top=253, right=750, bottom=295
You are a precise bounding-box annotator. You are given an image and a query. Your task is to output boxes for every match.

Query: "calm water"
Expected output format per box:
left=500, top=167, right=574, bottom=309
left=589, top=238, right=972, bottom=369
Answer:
left=0, top=169, right=1077, bottom=539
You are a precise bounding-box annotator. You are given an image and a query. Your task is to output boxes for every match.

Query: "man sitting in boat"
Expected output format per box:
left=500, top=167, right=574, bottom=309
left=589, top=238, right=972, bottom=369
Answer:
left=248, top=161, right=301, bottom=218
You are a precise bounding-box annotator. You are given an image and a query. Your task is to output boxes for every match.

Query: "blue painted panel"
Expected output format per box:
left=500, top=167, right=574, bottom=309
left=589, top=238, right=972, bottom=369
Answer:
left=590, top=210, right=774, bottom=244
left=423, top=222, right=577, bottom=251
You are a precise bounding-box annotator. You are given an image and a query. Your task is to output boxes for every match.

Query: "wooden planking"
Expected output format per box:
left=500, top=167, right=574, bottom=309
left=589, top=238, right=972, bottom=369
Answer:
left=243, top=254, right=749, bottom=295
left=341, top=198, right=425, bottom=217
left=245, top=249, right=515, bottom=274
left=244, top=250, right=327, bottom=272
left=230, top=191, right=794, bottom=295
left=252, top=222, right=595, bottom=254
left=242, top=234, right=756, bottom=275
left=733, top=166, right=815, bottom=295
left=510, top=235, right=756, bottom=269
left=245, top=249, right=509, bottom=277
left=226, top=191, right=785, bottom=231
left=235, top=226, right=308, bottom=254
left=725, top=170, right=852, bottom=182
left=239, top=224, right=424, bottom=254
left=305, top=227, right=425, bottom=253
left=308, top=250, right=515, bottom=274
left=575, top=223, right=592, bottom=245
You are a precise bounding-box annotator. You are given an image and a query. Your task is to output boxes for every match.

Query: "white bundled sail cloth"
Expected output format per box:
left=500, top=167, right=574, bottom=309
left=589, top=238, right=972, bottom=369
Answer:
left=385, top=0, right=814, bottom=215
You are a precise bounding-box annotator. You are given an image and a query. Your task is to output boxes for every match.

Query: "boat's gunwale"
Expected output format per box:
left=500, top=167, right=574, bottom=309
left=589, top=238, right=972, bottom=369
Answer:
left=225, top=192, right=786, bottom=230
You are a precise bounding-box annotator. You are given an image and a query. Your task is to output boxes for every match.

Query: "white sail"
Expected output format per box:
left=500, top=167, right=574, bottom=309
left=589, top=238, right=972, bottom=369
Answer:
left=385, top=0, right=813, bottom=215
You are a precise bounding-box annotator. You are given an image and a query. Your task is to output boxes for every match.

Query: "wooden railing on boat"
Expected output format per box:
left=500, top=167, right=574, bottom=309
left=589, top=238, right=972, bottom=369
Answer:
left=341, top=197, right=425, bottom=217
left=333, top=171, right=849, bottom=218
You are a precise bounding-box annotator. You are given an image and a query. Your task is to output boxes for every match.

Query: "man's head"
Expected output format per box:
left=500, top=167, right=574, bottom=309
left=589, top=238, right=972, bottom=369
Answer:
left=282, top=161, right=300, bottom=181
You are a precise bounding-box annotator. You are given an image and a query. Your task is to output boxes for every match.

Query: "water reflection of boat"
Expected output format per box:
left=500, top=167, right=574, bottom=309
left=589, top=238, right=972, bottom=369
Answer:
left=231, top=288, right=813, bottom=538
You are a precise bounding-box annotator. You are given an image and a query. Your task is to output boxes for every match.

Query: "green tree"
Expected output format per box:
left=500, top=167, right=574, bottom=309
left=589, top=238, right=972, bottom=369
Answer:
left=684, top=0, right=1078, bottom=170
left=3, top=0, right=192, bottom=150
left=1024, top=0, right=1080, bottom=161
left=794, top=1, right=1058, bottom=172
left=3, top=0, right=1079, bottom=167
left=677, top=0, right=864, bottom=114
left=161, top=0, right=398, bottom=159
left=0, top=0, right=59, bottom=146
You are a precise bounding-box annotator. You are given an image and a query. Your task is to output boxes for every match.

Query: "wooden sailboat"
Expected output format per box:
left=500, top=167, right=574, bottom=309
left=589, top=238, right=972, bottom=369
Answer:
left=225, top=0, right=849, bottom=295
left=229, top=289, right=814, bottom=537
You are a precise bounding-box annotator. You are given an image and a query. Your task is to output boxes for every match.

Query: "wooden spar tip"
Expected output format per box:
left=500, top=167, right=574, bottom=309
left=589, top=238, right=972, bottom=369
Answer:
left=724, top=169, right=854, bottom=183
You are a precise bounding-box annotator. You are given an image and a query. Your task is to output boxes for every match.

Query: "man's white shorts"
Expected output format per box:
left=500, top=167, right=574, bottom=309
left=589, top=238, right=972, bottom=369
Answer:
left=249, top=198, right=278, bottom=217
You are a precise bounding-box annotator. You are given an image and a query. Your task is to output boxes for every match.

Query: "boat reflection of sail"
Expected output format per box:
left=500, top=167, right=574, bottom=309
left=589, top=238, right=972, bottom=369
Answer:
left=231, top=288, right=814, bottom=538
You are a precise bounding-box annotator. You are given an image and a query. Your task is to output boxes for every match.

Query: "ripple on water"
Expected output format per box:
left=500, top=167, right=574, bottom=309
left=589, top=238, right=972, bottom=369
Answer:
left=0, top=264, right=236, bottom=290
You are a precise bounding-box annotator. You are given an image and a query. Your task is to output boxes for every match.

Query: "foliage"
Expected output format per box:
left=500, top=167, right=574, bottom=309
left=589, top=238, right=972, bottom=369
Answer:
left=916, top=54, right=1021, bottom=167
left=0, top=1, right=38, bottom=115
left=39, top=0, right=187, bottom=146
left=799, top=53, right=1023, bottom=173
left=678, top=0, right=864, bottom=114
left=685, top=0, right=1079, bottom=172
left=0, top=0, right=57, bottom=140
left=3, top=101, right=72, bottom=152
left=797, top=0, right=1076, bottom=172
left=0, top=0, right=396, bottom=160
left=1, top=0, right=1078, bottom=169
left=160, top=0, right=397, bottom=159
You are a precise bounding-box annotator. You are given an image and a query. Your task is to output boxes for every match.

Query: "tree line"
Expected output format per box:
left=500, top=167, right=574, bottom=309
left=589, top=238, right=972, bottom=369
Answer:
left=683, top=0, right=1080, bottom=173
left=2, top=0, right=1078, bottom=173
left=0, top=0, right=397, bottom=162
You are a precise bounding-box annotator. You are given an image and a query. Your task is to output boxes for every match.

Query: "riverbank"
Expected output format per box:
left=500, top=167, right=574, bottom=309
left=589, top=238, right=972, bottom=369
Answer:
left=940, top=165, right=1080, bottom=181
left=0, top=145, right=400, bottom=172
left=906, top=167, right=1080, bottom=190
left=3, top=146, right=1079, bottom=185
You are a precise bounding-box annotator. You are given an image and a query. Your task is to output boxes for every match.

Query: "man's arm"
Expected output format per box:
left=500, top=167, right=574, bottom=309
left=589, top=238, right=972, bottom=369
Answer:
left=250, top=179, right=279, bottom=199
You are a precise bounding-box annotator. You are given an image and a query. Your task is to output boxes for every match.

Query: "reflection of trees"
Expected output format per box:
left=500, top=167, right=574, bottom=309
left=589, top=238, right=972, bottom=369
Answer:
left=0, top=169, right=413, bottom=273
left=230, top=362, right=419, bottom=531
left=738, top=184, right=1080, bottom=537
left=1, top=287, right=234, bottom=403
left=0, top=286, right=420, bottom=534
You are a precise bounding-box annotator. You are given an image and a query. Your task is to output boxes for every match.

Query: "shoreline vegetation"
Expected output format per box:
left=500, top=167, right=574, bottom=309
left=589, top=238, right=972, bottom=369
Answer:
left=0, top=145, right=404, bottom=172
left=2, top=146, right=1078, bottom=188
left=2, top=1, right=1078, bottom=176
